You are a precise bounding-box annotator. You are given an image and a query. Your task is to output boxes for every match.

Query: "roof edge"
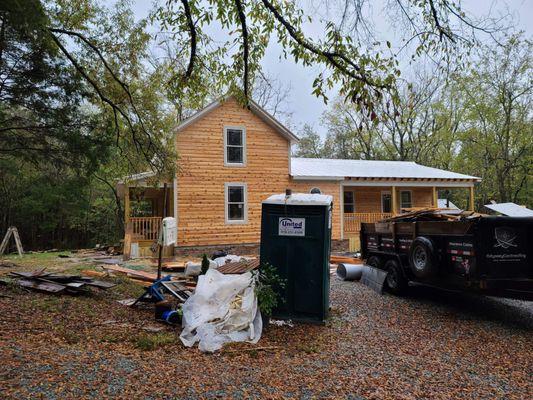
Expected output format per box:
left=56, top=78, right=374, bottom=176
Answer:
left=175, top=95, right=299, bottom=143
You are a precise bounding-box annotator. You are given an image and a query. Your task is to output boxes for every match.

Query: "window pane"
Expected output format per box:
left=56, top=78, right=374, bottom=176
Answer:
left=343, top=191, right=354, bottom=204
left=227, top=146, right=243, bottom=163
left=344, top=204, right=354, bottom=213
left=228, top=203, right=244, bottom=220
left=227, top=129, right=243, bottom=145
left=382, top=194, right=392, bottom=213
left=401, top=191, right=412, bottom=207
left=228, top=186, right=244, bottom=202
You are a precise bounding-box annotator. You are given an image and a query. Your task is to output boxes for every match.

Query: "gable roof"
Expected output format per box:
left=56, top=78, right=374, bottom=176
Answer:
left=290, top=157, right=481, bottom=182
left=175, top=96, right=299, bottom=143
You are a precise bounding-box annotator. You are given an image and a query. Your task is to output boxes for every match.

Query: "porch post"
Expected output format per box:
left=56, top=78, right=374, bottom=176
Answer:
left=391, top=186, right=398, bottom=215
left=340, top=183, right=344, bottom=240
left=124, top=186, right=130, bottom=225
left=432, top=186, right=438, bottom=208
left=469, top=185, right=475, bottom=211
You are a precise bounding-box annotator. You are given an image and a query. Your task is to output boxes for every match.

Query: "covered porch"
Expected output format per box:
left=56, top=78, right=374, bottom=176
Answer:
left=341, top=180, right=476, bottom=251
left=118, top=172, right=176, bottom=257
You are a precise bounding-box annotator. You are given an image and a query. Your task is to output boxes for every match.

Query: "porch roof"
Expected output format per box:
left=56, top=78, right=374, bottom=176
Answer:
left=290, top=158, right=480, bottom=183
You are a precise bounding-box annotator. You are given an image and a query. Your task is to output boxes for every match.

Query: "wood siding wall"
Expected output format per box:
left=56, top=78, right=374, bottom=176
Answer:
left=176, top=98, right=292, bottom=246
left=288, top=180, right=342, bottom=240
left=344, top=186, right=434, bottom=213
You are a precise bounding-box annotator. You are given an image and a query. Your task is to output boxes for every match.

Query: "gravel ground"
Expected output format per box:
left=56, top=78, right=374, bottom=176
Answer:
left=1, top=271, right=532, bottom=399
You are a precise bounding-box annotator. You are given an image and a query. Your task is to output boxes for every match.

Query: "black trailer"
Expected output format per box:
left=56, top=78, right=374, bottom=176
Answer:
left=360, top=215, right=533, bottom=300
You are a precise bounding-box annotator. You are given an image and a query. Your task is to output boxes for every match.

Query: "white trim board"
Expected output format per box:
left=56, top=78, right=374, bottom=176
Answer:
left=223, top=126, right=247, bottom=167
left=224, top=182, right=248, bottom=225
left=341, top=181, right=475, bottom=188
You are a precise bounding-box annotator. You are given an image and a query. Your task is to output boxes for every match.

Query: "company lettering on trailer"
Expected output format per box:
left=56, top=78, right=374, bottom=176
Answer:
left=448, top=240, right=475, bottom=256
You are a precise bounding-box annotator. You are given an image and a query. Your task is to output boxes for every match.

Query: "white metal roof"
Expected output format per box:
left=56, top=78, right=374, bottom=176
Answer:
left=263, top=193, right=333, bottom=206
left=290, top=158, right=480, bottom=182
left=484, top=202, right=533, bottom=217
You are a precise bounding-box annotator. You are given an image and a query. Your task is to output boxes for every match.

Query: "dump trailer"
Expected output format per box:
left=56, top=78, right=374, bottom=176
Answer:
left=360, top=215, right=533, bottom=300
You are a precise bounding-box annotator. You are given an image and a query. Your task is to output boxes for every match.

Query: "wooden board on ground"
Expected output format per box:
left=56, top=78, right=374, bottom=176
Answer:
left=217, top=258, right=260, bottom=274
left=330, top=255, right=362, bottom=264
left=101, top=265, right=158, bottom=282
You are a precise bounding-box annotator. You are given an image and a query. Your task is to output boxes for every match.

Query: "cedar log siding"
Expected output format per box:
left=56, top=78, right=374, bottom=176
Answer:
left=343, top=186, right=433, bottom=213
left=176, top=98, right=292, bottom=247
left=288, top=180, right=342, bottom=240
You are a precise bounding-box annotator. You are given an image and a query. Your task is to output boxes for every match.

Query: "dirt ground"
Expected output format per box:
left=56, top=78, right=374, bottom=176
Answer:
left=0, top=252, right=532, bottom=399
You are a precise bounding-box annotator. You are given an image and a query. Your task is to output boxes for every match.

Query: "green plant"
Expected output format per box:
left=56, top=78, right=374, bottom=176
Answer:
left=253, top=263, right=286, bottom=317
left=201, top=254, right=210, bottom=275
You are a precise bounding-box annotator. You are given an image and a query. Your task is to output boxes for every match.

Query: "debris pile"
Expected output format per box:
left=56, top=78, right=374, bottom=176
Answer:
left=381, top=207, right=485, bottom=222
left=7, top=270, right=116, bottom=295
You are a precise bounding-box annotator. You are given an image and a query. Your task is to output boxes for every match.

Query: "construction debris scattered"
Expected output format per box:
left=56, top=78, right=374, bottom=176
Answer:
left=7, top=270, right=117, bottom=295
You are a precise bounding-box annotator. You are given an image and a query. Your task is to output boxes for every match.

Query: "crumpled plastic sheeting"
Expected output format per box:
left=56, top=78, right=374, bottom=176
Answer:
left=180, top=268, right=262, bottom=352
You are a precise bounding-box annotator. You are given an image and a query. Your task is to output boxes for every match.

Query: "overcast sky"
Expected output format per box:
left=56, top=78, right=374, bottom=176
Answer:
left=131, top=0, right=532, bottom=137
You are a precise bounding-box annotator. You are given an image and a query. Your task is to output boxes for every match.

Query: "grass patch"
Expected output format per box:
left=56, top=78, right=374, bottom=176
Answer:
left=133, top=332, right=176, bottom=351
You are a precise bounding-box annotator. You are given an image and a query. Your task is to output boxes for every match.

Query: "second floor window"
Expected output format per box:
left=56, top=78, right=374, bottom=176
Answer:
left=224, top=127, right=246, bottom=165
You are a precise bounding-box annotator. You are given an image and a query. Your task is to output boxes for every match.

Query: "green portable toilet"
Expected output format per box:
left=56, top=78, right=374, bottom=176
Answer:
left=260, top=191, right=333, bottom=323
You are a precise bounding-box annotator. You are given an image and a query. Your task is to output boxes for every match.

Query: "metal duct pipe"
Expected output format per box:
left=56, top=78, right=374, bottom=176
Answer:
left=336, top=263, right=364, bottom=281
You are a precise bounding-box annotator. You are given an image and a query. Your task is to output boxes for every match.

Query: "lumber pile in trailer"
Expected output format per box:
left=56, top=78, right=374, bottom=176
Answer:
left=381, top=208, right=485, bottom=223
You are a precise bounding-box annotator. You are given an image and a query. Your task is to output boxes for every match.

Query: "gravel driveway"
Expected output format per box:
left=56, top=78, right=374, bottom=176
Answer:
left=1, top=277, right=531, bottom=399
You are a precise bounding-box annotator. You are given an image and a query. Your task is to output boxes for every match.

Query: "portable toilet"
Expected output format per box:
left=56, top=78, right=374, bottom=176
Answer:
left=260, top=191, right=333, bottom=323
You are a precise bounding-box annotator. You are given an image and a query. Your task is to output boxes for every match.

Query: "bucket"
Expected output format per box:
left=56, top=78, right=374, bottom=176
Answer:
left=336, top=263, right=364, bottom=281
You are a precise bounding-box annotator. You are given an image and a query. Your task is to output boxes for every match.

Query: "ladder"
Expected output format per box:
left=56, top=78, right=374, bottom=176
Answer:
left=0, top=227, right=24, bottom=256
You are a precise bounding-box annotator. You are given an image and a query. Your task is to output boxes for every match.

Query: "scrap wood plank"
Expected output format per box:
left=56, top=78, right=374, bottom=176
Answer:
left=101, top=265, right=158, bottom=282
left=17, top=279, right=66, bottom=293
left=217, top=258, right=260, bottom=274
left=330, top=255, right=362, bottom=264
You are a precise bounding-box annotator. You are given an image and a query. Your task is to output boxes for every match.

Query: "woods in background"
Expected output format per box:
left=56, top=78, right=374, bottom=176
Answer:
left=0, top=1, right=531, bottom=250
left=295, top=35, right=532, bottom=209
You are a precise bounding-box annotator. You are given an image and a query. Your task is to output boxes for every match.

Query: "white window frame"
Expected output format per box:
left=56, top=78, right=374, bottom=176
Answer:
left=400, top=190, right=413, bottom=209
left=343, top=190, right=355, bottom=213
left=381, top=190, right=392, bottom=213
left=224, top=182, right=247, bottom=224
left=224, top=126, right=246, bottom=167
left=309, top=187, right=322, bottom=194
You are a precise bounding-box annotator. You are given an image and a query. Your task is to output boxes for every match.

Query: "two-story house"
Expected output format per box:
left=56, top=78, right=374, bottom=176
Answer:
left=118, top=96, right=480, bottom=256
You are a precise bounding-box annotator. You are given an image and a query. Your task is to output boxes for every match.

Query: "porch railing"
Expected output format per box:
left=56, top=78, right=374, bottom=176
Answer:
left=344, top=212, right=393, bottom=234
left=130, top=217, right=162, bottom=241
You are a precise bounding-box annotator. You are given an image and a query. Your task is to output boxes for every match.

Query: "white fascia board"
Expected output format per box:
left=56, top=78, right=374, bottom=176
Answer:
left=291, top=175, right=344, bottom=181
left=341, top=180, right=475, bottom=188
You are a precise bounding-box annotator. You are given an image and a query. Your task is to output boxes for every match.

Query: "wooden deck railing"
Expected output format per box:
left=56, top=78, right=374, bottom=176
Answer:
left=130, top=217, right=162, bottom=241
left=344, top=212, right=393, bottom=234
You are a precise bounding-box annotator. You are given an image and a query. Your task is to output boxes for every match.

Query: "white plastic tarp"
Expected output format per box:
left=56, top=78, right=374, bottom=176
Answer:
left=180, top=268, right=262, bottom=352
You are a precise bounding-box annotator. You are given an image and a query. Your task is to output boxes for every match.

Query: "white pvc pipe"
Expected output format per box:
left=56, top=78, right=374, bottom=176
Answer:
left=336, top=263, right=364, bottom=281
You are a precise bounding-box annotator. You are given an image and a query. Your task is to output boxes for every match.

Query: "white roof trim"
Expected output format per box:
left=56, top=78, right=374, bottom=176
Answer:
left=291, top=157, right=481, bottom=182
left=174, top=95, right=299, bottom=143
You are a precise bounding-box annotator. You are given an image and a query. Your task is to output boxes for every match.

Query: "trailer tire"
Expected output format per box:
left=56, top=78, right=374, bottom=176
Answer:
left=409, top=237, right=437, bottom=279
left=367, top=255, right=383, bottom=269
left=385, top=259, right=407, bottom=295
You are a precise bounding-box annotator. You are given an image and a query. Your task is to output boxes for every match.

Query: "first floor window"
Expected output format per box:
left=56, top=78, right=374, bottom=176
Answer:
left=225, top=183, right=247, bottom=223
left=343, top=191, right=355, bottom=213
left=400, top=190, right=412, bottom=209
left=382, top=192, right=392, bottom=213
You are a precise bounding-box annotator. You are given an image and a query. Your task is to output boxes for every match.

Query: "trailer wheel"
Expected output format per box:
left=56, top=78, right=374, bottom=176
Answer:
left=367, top=255, right=383, bottom=269
left=409, top=237, right=437, bottom=279
left=385, top=259, right=407, bottom=295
